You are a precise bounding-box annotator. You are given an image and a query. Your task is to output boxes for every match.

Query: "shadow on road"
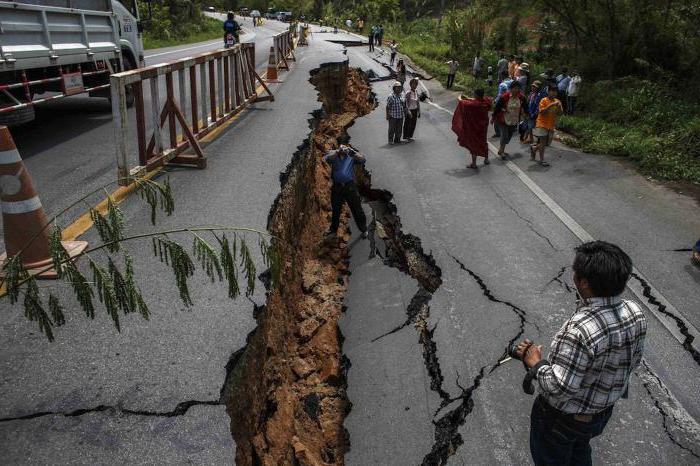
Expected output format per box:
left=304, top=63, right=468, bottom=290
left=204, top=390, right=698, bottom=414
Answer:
left=10, top=96, right=112, bottom=159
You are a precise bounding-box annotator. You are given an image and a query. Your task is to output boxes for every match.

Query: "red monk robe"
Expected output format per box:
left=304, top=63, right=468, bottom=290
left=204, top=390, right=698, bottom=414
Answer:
left=451, top=96, right=492, bottom=157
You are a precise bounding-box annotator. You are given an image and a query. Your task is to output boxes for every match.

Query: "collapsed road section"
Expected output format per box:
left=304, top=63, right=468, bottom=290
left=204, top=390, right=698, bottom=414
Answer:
left=223, top=60, right=374, bottom=465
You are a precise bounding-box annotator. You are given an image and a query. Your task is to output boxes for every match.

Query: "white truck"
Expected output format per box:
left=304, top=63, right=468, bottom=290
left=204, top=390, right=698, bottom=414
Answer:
left=0, top=0, right=147, bottom=126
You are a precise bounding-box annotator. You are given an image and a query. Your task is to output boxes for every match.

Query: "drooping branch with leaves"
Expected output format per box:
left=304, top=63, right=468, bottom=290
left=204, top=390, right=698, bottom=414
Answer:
left=1, top=176, right=281, bottom=342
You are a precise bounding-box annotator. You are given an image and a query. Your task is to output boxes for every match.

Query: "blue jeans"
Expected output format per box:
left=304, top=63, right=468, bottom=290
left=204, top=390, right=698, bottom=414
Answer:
left=530, top=396, right=613, bottom=466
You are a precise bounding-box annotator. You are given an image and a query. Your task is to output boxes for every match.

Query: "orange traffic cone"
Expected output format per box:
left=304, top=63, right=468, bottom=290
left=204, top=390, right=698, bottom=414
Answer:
left=0, top=126, right=87, bottom=279
left=266, top=46, right=280, bottom=83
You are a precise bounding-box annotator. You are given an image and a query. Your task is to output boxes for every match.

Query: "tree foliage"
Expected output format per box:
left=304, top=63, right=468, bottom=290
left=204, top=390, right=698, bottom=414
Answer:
left=1, top=177, right=281, bottom=342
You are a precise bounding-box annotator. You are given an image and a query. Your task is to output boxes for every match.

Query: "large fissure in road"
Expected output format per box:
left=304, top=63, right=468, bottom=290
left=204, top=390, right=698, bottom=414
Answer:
left=223, top=61, right=374, bottom=466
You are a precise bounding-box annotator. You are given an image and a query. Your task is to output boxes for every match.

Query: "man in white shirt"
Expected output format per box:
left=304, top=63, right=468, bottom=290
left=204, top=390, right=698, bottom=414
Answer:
left=566, top=71, right=582, bottom=114
left=403, top=78, right=421, bottom=141
left=446, top=58, right=459, bottom=89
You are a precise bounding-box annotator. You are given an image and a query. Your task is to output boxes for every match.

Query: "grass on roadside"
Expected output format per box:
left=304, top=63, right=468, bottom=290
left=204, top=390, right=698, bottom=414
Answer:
left=559, top=80, right=700, bottom=184
left=143, top=16, right=223, bottom=50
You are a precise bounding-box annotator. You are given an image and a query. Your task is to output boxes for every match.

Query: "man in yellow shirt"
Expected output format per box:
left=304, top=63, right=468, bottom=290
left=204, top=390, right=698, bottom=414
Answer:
left=531, top=84, right=563, bottom=166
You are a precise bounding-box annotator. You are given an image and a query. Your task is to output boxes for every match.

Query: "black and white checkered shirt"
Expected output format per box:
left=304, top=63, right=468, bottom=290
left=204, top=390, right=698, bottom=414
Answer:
left=535, top=296, right=647, bottom=414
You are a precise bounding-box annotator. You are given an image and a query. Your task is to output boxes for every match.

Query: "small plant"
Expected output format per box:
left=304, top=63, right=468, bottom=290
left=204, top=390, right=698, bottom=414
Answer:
left=0, top=177, right=281, bottom=342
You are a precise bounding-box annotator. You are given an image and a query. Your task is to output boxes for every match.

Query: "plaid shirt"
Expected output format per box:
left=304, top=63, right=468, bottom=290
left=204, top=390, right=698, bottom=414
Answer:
left=536, top=296, right=647, bottom=414
left=386, top=93, right=405, bottom=119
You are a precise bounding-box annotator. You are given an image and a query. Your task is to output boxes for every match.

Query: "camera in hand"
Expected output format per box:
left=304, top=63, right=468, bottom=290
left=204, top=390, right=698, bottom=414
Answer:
left=507, top=342, right=536, bottom=395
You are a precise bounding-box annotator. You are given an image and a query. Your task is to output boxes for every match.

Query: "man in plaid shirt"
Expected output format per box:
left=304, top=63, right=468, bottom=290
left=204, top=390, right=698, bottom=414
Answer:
left=386, top=81, right=406, bottom=145
left=515, top=241, right=647, bottom=465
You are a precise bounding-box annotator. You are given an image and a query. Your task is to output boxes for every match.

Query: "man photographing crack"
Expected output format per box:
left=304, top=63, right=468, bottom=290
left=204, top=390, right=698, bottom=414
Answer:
left=323, top=145, right=368, bottom=240
left=514, top=241, right=647, bottom=465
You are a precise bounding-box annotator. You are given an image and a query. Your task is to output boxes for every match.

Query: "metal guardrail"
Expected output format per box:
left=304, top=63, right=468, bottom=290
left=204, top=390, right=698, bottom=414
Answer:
left=110, top=43, right=272, bottom=186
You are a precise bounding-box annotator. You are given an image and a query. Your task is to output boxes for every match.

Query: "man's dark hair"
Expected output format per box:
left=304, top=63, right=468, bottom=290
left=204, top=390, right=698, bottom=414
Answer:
left=474, top=88, right=484, bottom=98
left=562, top=67, right=568, bottom=74
left=573, top=241, right=632, bottom=297
left=509, top=54, right=515, bottom=59
left=509, top=80, right=521, bottom=89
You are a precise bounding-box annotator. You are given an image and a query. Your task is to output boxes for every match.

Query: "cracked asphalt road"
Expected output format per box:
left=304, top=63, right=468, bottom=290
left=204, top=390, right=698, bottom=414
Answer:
left=341, top=45, right=700, bottom=465
left=0, top=25, right=348, bottom=464
left=1, top=24, right=700, bottom=465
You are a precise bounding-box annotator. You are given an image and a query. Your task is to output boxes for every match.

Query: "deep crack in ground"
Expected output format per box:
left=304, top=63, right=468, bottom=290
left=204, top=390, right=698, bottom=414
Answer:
left=637, top=361, right=700, bottom=459
left=631, top=272, right=700, bottom=366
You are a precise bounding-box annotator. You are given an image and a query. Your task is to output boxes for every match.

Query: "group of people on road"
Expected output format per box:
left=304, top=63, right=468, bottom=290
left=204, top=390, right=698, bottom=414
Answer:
left=367, top=24, right=385, bottom=51
left=452, top=79, right=563, bottom=169
left=386, top=78, right=421, bottom=144
left=447, top=51, right=586, bottom=169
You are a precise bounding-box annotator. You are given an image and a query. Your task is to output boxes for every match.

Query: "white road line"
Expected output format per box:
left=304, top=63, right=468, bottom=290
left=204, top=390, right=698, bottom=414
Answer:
left=145, top=41, right=222, bottom=59
left=427, top=99, right=700, bottom=355
left=145, top=26, right=255, bottom=59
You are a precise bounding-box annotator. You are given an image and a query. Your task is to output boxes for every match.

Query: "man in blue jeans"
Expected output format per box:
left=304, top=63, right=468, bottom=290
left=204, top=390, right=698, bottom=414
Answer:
left=323, top=145, right=368, bottom=240
left=515, top=241, right=647, bottom=465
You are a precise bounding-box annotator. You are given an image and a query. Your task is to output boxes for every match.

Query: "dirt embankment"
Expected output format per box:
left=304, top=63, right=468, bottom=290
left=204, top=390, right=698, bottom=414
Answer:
left=225, top=63, right=374, bottom=466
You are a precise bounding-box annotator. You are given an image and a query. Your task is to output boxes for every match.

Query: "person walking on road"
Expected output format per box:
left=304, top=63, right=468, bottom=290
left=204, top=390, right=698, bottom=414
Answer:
left=497, top=53, right=509, bottom=82
left=514, top=240, right=646, bottom=466
left=508, top=54, right=517, bottom=78
left=556, top=67, right=571, bottom=112
left=473, top=51, right=485, bottom=79
left=377, top=25, right=385, bottom=46
left=396, top=58, right=407, bottom=87
left=368, top=26, right=376, bottom=51
left=446, top=58, right=459, bottom=89
left=531, top=84, right=563, bottom=166
left=403, top=78, right=421, bottom=141
left=522, top=80, right=542, bottom=144
left=452, top=88, right=492, bottom=169
left=493, top=81, right=529, bottom=159
left=566, top=71, right=582, bottom=114
left=389, top=40, right=398, bottom=66
left=493, top=76, right=513, bottom=138
left=323, top=145, right=368, bottom=240
left=386, top=81, right=406, bottom=145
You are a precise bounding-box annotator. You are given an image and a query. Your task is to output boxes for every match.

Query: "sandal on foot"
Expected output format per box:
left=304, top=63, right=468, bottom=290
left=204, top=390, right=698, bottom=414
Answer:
left=484, top=159, right=490, bottom=165
left=467, top=164, right=478, bottom=169
left=539, top=161, right=550, bottom=167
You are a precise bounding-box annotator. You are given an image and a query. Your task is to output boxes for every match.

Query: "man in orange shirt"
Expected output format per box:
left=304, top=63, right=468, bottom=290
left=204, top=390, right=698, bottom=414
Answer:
left=531, top=84, right=563, bottom=166
left=507, top=54, right=517, bottom=79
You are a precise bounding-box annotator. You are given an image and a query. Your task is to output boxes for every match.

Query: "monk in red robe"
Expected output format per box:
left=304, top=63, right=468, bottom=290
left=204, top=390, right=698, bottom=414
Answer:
left=451, top=88, right=492, bottom=169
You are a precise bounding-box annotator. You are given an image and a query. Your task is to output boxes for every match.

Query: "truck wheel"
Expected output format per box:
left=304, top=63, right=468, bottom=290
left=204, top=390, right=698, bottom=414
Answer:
left=0, top=106, right=36, bottom=127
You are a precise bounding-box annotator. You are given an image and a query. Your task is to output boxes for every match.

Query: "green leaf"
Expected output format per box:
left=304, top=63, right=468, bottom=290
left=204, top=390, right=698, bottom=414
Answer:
left=151, top=236, right=195, bottom=306
left=48, top=294, right=66, bottom=326
left=89, top=259, right=121, bottom=331
left=63, top=261, right=95, bottom=319
left=216, top=233, right=240, bottom=299
left=135, top=178, right=175, bottom=225
left=24, top=276, right=54, bottom=341
left=49, top=224, right=68, bottom=278
left=192, top=233, right=223, bottom=283
left=4, top=255, right=28, bottom=305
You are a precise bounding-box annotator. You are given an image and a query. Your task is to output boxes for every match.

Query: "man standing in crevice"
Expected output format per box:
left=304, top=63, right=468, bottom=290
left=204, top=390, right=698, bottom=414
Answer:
left=515, top=241, right=647, bottom=466
left=323, top=145, right=368, bottom=240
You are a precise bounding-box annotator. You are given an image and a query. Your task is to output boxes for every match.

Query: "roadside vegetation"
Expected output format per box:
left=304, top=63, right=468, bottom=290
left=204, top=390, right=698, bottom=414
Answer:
left=141, top=2, right=223, bottom=49
left=302, top=0, right=700, bottom=184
